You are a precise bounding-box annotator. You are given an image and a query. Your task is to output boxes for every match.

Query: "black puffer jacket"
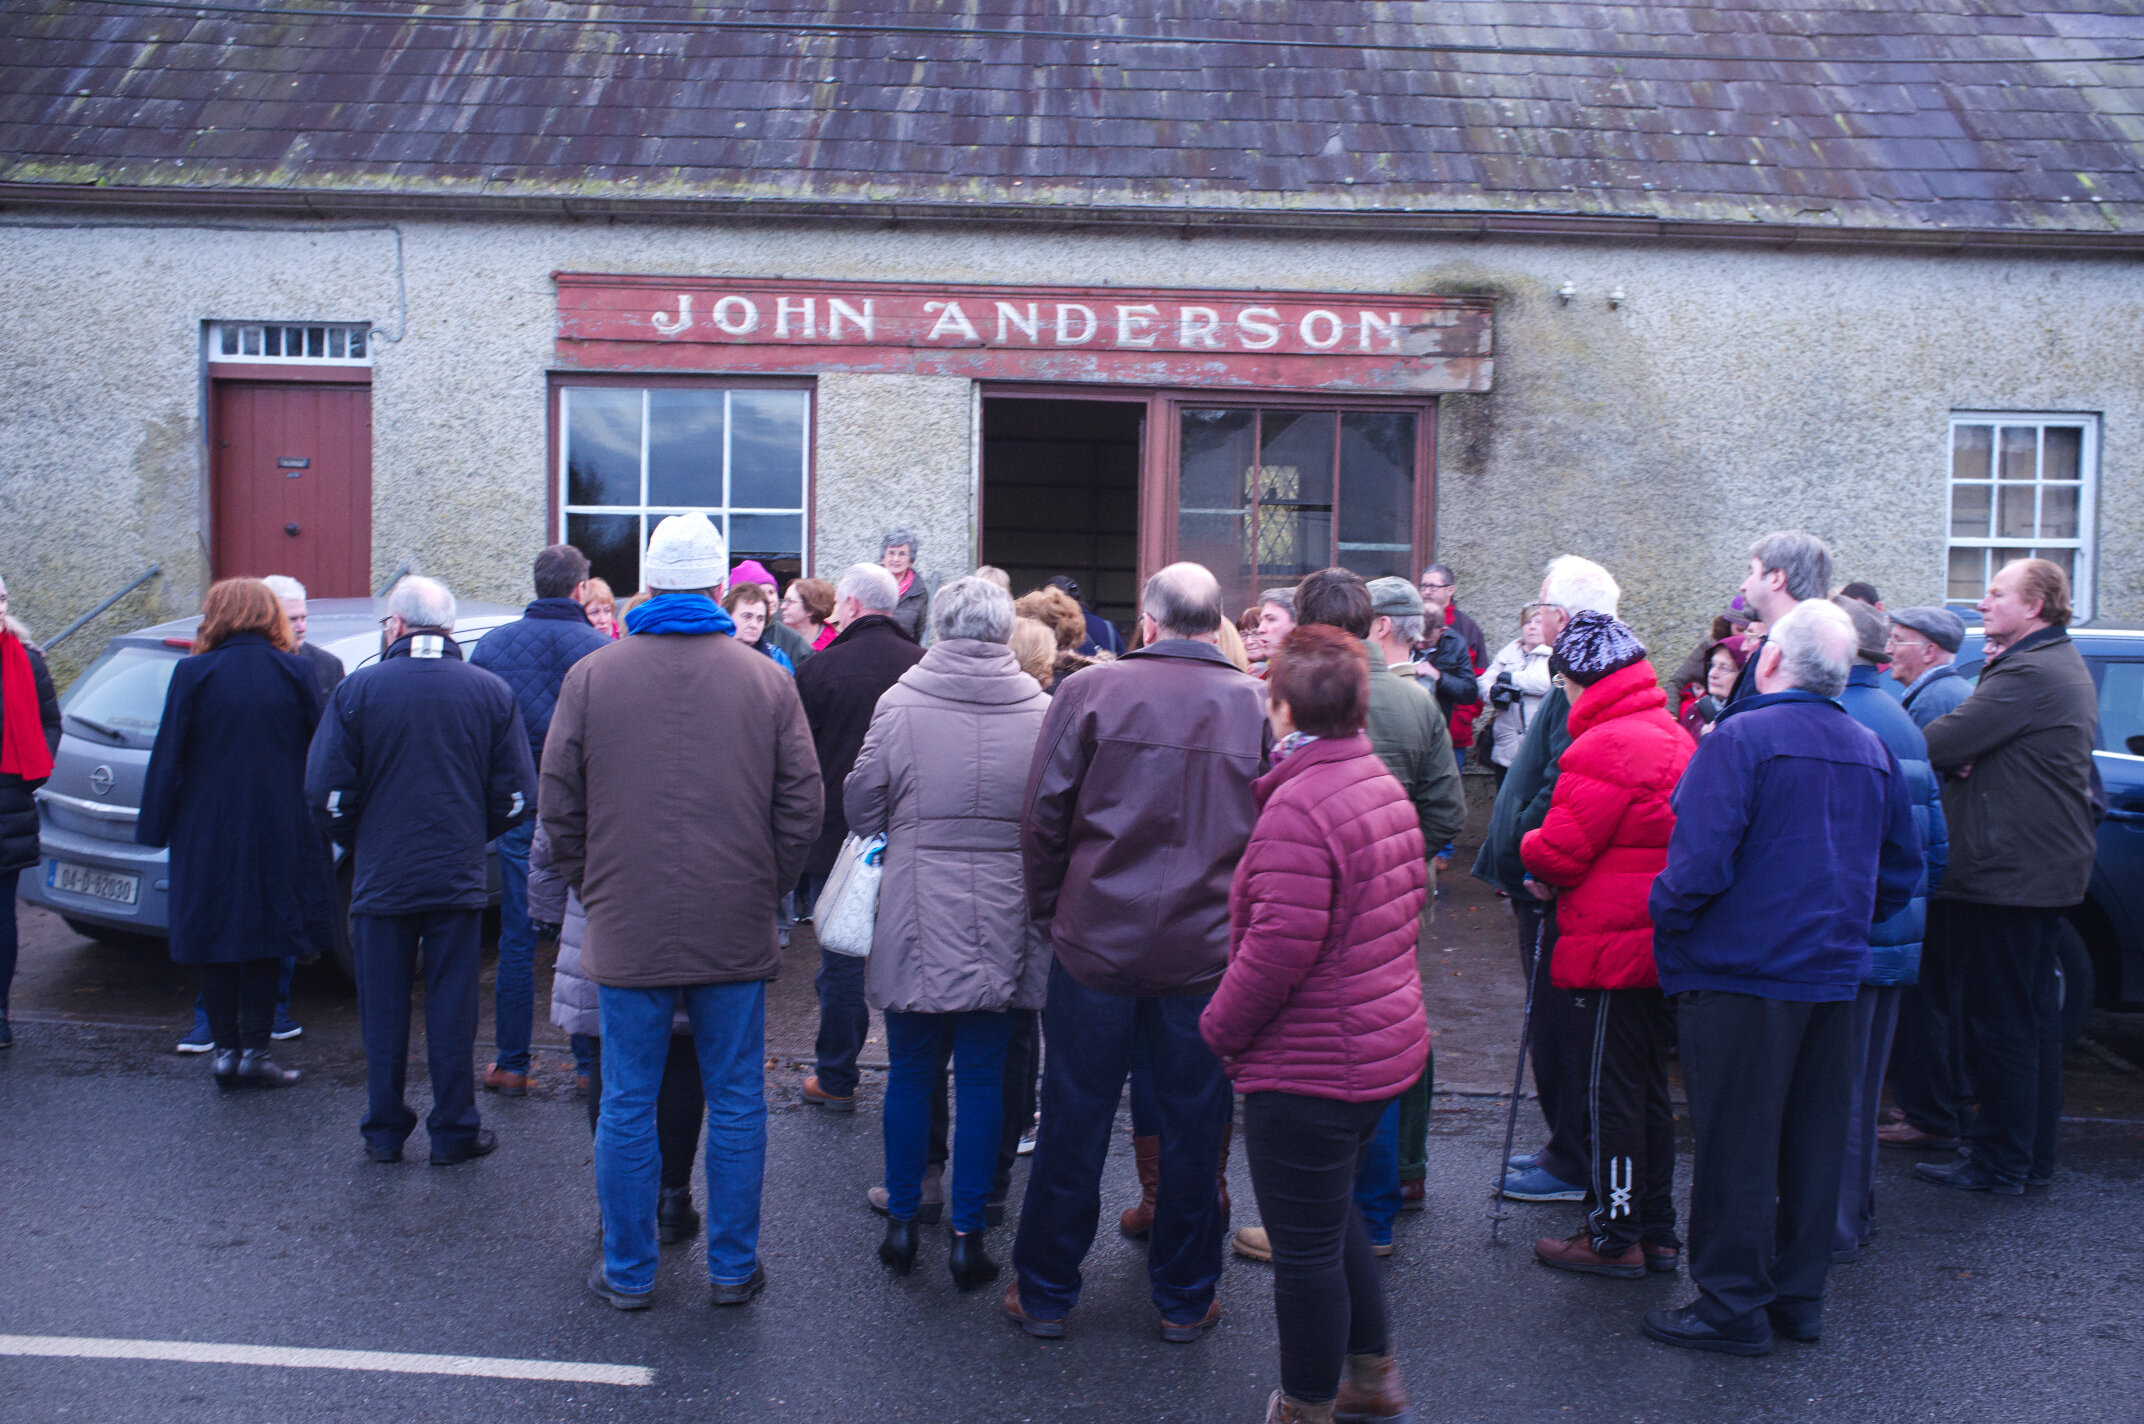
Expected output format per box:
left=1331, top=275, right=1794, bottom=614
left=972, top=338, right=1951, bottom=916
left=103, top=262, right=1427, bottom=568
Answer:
left=0, top=631, right=61, bottom=875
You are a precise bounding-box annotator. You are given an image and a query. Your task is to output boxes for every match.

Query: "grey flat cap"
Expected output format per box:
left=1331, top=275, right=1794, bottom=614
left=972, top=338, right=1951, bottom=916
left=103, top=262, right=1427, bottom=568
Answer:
left=1366, top=576, right=1425, bottom=619
left=1888, top=605, right=1966, bottom=654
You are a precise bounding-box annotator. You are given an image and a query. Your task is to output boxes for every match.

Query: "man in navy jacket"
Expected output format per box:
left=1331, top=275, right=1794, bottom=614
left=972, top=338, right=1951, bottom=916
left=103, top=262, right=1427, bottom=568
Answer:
left=308, top=577, right=536, bottom=1166
left=1643, top=600, right=1921, bottom=1357
left=469, top=544, right=611, bottom=1095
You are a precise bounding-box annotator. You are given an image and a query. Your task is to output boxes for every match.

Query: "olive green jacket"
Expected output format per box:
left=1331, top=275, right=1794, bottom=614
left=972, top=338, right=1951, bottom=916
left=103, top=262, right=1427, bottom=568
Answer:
left=1363, top=638, right=1468, bottom=858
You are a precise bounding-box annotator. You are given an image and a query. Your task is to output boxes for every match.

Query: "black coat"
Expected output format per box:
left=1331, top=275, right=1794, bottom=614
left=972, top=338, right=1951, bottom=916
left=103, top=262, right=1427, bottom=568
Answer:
left=0, top=636, right=60, bottom=875
left=136, top=633, right=335, bottom=965
left=306, top=631, right=536, bottom=915
left=296, top=639, right=347, bottom=704
left=793, top=614, right=923, bottom=877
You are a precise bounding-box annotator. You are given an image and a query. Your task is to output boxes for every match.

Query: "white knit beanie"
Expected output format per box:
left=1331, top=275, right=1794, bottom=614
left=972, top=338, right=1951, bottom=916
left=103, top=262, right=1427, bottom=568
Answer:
left=643, top=513, right=727, bottom=591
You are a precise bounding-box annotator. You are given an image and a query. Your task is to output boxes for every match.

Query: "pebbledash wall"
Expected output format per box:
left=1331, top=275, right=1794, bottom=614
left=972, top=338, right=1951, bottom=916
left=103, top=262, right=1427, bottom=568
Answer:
left=3, top=211, right=2140, bottom=678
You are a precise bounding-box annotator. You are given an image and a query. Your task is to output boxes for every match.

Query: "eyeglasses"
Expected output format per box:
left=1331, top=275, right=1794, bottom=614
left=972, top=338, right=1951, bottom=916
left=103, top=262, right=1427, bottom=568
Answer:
left=1884, top=633, right=1931, bottom=650
left=1420, top=581, right=1454, bottom=592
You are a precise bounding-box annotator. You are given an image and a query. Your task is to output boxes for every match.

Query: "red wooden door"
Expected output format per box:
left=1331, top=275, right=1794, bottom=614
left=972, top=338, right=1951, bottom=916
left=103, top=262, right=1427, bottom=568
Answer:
left=211, top=381, right=373, bottom=597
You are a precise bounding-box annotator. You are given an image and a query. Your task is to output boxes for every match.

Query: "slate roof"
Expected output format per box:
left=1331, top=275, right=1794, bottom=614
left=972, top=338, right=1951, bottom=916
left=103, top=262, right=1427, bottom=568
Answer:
left=5, top=0, right=2144, bottom=244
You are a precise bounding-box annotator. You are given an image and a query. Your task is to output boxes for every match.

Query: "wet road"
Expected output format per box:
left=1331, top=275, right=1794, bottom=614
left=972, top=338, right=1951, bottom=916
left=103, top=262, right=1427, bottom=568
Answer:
left=3, top=869, right=2140, bottom=1423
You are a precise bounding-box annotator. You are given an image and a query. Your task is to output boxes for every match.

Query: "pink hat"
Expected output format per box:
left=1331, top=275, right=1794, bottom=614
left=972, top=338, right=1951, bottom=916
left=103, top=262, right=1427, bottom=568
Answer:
left=729, top=559, right=778, bottom=589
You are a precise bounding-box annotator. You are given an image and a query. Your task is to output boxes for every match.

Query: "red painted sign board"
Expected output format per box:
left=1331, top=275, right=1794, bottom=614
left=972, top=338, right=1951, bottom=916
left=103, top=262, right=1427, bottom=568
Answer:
left=554, top=274, right=1494, bottom=393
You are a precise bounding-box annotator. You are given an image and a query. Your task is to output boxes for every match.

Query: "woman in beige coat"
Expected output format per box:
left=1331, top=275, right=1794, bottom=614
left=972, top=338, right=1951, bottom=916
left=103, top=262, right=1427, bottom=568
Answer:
left=845, top=576, right=1051, bottom=1290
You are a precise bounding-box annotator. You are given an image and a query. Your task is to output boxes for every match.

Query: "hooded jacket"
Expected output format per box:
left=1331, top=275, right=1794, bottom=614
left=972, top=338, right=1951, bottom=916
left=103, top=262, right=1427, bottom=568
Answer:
left=1838, top=664, right=1949, bottom=984
left=1199, top=734, right=1430, bottom=1101
left=470, top=597, right=614, bottom=776
left=305, top=632, right=535, bottom=916
left=844, top=639, right=1052, bottom=1014
left=1023, top=639, right=1272, bottom=997
left=1923, top=626, right=2098, bottom=908
left=794, top=614, right=925, bottom=878
left=1519, top=663, right=1692, bottom=990
left=1648, top=690, right=1923, bottom=1001
left=541, top=597, right=822, bottom=988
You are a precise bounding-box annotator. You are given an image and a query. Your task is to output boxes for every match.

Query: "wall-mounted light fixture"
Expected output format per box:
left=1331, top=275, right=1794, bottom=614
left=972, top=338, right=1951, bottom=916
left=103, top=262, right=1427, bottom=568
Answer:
left=1557, top=282, right=1577, bottom=305
left=1608, top=286, right=1627, bottom=309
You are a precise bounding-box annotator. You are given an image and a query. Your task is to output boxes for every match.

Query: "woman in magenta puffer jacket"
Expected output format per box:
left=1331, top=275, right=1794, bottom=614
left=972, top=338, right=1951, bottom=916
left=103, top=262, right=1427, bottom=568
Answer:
left=1200, top=625, right=1428, bottom=1424
left=1518, top=611, right=1692, bottom=1284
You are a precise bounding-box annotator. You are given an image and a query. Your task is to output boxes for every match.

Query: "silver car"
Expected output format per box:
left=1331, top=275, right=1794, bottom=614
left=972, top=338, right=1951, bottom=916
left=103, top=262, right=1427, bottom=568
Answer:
left=19, top=597, right=523, bottom=976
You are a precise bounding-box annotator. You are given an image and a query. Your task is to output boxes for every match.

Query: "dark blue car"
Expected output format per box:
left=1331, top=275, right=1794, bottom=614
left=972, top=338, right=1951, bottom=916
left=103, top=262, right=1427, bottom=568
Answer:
left=1956, top=627, right=2144, bottom=1031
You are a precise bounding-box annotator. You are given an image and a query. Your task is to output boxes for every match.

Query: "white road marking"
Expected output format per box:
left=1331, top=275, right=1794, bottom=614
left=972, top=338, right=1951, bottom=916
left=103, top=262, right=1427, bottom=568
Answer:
left=0, top=1335, right=652, bottom=1387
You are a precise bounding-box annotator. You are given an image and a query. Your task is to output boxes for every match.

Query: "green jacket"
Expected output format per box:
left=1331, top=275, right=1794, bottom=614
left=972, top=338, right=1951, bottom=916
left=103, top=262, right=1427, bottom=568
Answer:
left=1923, top=627, right=2098, bottom=908
left=1363, top=638, right=1467, bottom=855
left=1471, top=681, right=1572, bottom=897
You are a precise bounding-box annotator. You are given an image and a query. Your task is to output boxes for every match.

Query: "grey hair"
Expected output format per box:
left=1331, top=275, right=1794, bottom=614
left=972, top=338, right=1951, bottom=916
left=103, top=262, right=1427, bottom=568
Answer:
left=1142, top=561, right=1225, bottom=639
left=1768, top=599, right=1855, bottom=699
left=1540, top=555, right=1621, bottom=617
left=1385, top=613, right=1426, bottom=644
left=1257, top=587, right=1297, bottom=618
left=1748, top=530, right=1834, bottom=603
left=388, top=575, right=456, bottom=631
left=261, top=575, right=307, bottom=602
left=1420, top=562, right=1456, bottom=586
left=930, top=576, right=1015, bottom=644
left=835, top=562, right=900, bottom=613
left=880, top=527, right=920, bottom=560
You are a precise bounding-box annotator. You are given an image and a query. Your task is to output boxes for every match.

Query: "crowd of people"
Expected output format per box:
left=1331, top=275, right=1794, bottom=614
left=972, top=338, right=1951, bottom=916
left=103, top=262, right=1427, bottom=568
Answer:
left=0, top=510, right=2103, bottom=1423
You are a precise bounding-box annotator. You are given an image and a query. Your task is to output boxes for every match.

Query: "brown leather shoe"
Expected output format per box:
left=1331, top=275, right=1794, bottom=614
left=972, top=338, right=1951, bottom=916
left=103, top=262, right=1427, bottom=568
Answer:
left=801, top=1075, right=856, bottom=1113
left=1398, top=1177, right=1426, bottom=1212
left=1119, top=1134, right=1161, bottom=1237
left=1267, top=1391, right=1336, bottom=1424
left=1159, top=1297, right=1221, bottom=1343
left=1003, top=1282, right=1065, bottom=1339
left=1232, top=1225, right=1273, bottom=1262
left=1643, top=1242, right=1682, bottom=1275
left=1878, top=1121, right=1959, bottom=1149
left=482, top=1064, right=528, bottom=1097
left=1535, top=1230, right=1645, bottom=1279
left=1334, top=1352, right=1410, bottom=1423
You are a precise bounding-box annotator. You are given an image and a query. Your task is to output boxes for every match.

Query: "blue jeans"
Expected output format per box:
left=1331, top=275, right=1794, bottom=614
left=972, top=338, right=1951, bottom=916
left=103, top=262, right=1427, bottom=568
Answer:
left=1013, top=960, right=1233, bottom=1324
left=813, top=945, right=869, bottom=1097
left=597, top=981, right=767, bottom=1293
left=1351, top=1099, right=1401, bottom=1246
left=491, top=821, right=536, bottom=1074
left=884, top=1009, right=1014, bottom=1232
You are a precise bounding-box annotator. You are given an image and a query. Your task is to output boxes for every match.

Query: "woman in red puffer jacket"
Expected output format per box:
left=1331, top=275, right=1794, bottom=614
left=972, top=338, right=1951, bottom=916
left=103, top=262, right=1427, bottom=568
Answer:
left=1519, top=611, right=1693, bottom=1283
left=1200, top=625, right=1428, bottom=1424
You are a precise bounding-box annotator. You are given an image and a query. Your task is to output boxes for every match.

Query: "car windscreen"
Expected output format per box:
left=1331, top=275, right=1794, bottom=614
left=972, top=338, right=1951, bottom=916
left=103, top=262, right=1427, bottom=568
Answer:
left=60, top=644, right=183, bottom=749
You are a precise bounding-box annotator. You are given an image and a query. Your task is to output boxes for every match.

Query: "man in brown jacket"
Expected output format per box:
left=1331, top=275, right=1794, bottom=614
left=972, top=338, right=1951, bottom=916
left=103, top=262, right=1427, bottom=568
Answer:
left=1915, top=558, right=2097, bottom=1196
left=1007, top=561, right=1272, bottom=1344
left=543, top=513, right=822, bottom=1310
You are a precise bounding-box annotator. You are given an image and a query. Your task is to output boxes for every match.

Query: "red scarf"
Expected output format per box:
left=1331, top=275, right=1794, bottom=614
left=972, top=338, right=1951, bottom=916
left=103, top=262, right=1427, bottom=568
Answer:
left=0, top=629, right=53, bottom=780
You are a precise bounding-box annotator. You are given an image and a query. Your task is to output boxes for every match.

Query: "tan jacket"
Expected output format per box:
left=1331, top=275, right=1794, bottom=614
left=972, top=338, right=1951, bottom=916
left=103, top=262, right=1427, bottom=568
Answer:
left=540, top=625, right=822, bottom=988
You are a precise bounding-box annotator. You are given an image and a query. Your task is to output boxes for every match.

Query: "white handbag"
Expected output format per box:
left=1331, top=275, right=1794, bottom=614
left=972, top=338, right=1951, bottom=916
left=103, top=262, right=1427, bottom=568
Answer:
left=815, top=832, right=886, bottom=957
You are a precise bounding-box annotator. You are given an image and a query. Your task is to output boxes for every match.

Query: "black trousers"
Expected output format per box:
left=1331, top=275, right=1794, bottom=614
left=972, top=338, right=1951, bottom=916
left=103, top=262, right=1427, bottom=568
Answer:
left=585, top=1032, right=705, bottom=1191
left=1889, top=900, right=1971, bottom=1137
left=198, top=957, right=281, bottom=1052
left=1581, top=988, right=1678, bottom=1253
left=925, top=1007, right=1039, bottom=1199
left=1679, top=991, right=1854, bottom=1338
left=352, top=908, right=482, bottom=1155
left=1528, top=911, right=1593, bottom=1186
left=1241, top=1091, right=1392, bottom=1405
left=1957, top=904, right=2065, bottom=1185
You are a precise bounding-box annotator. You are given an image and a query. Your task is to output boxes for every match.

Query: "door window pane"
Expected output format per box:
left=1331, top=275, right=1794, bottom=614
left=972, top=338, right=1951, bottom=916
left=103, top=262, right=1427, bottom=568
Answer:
left=1337, top=413, right=1415, bottom=582
left=567, top=512, right=641, bottom=596
left=566, top=389, right=642, bottom=507
left=647, top=390, right=725, bottom=507
left=1179, top=409, right=1255, bottom=602
left=730, top=390, right=810, bottom=508
left=1252, top=412, right=1335, bottom=587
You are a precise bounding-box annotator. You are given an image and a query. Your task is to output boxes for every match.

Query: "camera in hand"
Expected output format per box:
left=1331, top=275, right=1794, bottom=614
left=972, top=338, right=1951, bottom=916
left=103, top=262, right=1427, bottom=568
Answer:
left=1693, top=694, right=1724, bottom=723
left=1489, top=670, right=1524, bottom=708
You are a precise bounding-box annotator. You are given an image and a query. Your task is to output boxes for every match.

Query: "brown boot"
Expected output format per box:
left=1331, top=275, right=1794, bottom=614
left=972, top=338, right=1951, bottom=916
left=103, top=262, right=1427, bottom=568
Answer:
left=1119, top=1134, right=1161, bottom=1238
left=1333, top=1353, right=1409, bottom=1423
left=1534, top=1230, right=1645, bottom=1280
left=1216, top=1118, right=1234, bottom=1230
left=482, top=1063, right=528, bottom=1097
left=1266, top=1391, right=1336, bottom=1424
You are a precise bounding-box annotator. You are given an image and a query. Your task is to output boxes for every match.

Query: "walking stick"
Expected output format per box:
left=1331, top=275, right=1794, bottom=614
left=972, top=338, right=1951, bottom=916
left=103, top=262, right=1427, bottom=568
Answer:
left=1489, top=907, right=1543, bottom=1244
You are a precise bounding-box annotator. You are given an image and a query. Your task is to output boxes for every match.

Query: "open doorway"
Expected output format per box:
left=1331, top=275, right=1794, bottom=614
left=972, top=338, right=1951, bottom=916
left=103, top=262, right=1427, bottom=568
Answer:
left=980, top=397, right=1143, bottom=642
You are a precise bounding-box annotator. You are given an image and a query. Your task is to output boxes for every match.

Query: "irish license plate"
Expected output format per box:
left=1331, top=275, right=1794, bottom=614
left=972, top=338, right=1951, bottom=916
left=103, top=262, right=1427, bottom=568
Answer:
left=50, top=861, right=140, bottom=905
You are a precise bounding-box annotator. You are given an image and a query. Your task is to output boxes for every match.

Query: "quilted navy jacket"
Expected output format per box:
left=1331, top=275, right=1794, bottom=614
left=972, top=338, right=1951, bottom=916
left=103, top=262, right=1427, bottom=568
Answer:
left=469, top=598, right=611, bottom=776
left=1201, top=734, right=1430, bottom=1103
left=1838, top=664, right=1949, bottom=986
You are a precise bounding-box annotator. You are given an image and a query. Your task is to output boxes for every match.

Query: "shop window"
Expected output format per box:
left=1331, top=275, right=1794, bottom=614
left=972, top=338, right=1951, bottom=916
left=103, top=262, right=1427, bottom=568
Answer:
left=210, top=321, right=370, bottom=364
left=1947, top=413, right=2097, bottom=617
left=558, top=385, right=810, bottom=594
left=1179, top=405, right=1418, bottom=610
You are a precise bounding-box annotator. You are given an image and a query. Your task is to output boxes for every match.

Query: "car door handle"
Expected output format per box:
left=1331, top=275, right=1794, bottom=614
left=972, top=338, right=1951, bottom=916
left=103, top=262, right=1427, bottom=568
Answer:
left=2107, top=808, right=2144, bottom=824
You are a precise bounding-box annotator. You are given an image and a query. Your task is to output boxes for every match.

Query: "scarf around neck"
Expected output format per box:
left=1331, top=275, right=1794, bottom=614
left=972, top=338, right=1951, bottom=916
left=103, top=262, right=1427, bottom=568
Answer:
left=1, top=628, right=53, bottom=780
left=624, top=593, right=737, bottom=638
left=1270, top=730, right=1319, bottom=767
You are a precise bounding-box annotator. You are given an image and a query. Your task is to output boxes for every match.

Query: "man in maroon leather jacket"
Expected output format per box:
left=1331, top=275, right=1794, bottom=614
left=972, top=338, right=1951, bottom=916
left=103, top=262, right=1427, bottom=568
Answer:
left=1006, top=562, right=1272, bottom=1344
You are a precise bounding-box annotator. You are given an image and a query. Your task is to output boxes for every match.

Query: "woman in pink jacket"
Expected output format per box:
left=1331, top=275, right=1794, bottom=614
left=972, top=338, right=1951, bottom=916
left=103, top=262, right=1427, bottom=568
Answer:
left=1200, top=625, right=1430, bottom=1424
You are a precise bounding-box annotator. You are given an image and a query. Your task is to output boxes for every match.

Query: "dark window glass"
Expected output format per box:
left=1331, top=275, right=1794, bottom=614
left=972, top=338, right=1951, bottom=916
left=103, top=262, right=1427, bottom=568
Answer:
left=1337, top=413, right=1415, bottom=582
left=647, top=390, right=725, bottom=507
left=730, top=512, right=803, bottom=560
left=729, top=390, right=809, bottom=508
left=567, top=512, right=640, bottom=595
left=1253, top=411, right=1335, bottom=587
left=566, top=389, right=642, bottom=507
left=1178, top=408, right=1256, bottom=607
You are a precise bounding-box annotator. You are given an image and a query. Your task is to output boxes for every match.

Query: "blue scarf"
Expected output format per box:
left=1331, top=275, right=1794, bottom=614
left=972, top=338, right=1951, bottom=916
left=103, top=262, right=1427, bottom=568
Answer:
left=624, top=593, right=736, bottom=638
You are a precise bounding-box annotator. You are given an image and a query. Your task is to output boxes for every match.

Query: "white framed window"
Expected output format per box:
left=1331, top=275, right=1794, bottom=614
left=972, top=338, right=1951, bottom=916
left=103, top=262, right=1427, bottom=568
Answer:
left=557, top=384, right=810, bottom=595
left=210, top=321, right=371, bottom=364
left=1946, top=412, right=2097, bottom=618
